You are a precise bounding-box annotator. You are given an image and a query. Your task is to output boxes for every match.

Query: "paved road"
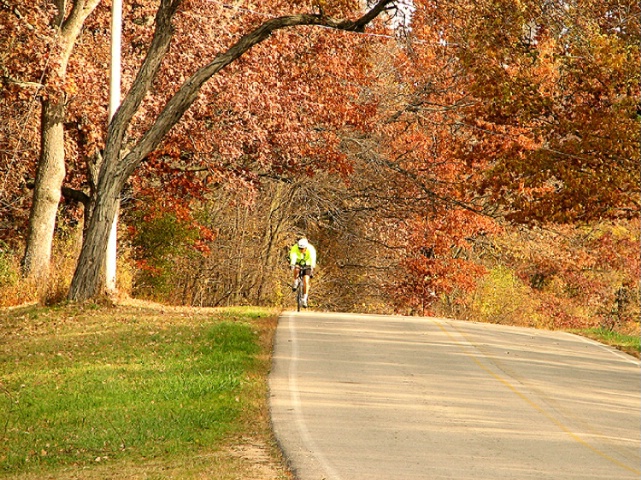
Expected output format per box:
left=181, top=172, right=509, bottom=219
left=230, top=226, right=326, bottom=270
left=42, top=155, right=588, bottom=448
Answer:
left=269, top=311, right=641, bottom=480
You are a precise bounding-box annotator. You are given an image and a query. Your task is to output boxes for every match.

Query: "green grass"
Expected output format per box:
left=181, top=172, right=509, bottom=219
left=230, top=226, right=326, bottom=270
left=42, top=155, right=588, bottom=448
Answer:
left=577, top=327, right=640, bottom=358
left=0, top=304, right=287, bottom=479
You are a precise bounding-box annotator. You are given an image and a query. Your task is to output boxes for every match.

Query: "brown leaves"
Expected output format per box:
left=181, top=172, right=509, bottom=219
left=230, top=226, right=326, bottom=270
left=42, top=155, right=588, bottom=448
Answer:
left=449, top=0, right=641, bottom=223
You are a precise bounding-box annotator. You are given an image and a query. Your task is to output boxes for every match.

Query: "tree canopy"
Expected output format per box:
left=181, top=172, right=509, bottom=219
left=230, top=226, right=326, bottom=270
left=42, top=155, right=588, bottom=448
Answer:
left=0, top=0, right=638, bottom=317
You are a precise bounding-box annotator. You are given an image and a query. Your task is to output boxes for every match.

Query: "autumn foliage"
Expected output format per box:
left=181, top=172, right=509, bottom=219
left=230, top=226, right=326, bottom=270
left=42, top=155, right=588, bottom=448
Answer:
left=0, top=0, right=638, bottom=337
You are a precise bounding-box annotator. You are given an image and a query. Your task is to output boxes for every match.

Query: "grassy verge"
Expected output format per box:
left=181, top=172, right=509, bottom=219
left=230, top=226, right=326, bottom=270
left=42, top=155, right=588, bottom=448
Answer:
left=0, top=302, right=290, bottom=479
left=575, top=327, right=641, bottom=359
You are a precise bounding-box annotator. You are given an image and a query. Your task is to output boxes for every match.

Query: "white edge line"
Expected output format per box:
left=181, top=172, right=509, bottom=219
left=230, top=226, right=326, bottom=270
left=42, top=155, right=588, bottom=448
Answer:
left=565, top=332, right=640, bottom=367
left=287, top=313, right=343, bottom=480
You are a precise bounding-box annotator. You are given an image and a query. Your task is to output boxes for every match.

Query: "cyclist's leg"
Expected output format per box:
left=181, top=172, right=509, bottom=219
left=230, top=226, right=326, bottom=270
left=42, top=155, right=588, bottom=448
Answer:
left=292, top=265, right=301, bottom=289
left=302, top=267, right=311, bottom=307
left=301, top=276, right=309, bottom=307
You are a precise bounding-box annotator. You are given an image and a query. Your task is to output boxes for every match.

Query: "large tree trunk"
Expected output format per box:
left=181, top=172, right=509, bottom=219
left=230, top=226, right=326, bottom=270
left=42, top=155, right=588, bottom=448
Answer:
left=67, top=0, right=395, bottom=301
left=21, top=100, right=66, bottom=279
left=21, top=0, right=101, bottom=281
left=68, top=169, right=124, bottom=300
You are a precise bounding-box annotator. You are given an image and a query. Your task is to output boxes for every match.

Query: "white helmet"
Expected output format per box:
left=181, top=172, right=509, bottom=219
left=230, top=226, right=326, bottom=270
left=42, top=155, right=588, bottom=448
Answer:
left=297, top=238, right=309, bottom=249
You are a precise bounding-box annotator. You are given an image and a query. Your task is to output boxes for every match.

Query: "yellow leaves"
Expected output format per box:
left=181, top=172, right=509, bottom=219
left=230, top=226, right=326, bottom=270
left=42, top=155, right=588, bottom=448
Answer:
left=472, top=265, right=537, bottom=324
left=63, top=77, right=78, bottom=95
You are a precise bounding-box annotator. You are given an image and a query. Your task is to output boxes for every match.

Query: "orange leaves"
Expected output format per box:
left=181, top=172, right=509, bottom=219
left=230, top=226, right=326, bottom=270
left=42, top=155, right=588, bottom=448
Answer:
left=391, top=253, right=487, bottom=315
left=438, top=0, right=641, bottom=224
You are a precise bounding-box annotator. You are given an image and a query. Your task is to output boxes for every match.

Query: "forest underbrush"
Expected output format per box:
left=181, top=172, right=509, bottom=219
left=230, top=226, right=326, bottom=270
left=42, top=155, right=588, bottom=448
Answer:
left=1, top=220, right=638, bottom=358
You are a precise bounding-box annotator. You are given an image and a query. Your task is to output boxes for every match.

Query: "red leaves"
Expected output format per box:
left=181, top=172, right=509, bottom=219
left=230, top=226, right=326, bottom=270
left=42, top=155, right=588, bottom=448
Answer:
left=385, top=209, right=495, bottom=314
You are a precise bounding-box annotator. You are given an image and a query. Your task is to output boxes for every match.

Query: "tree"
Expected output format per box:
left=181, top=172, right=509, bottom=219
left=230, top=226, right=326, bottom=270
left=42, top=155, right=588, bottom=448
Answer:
left=67, top=0, right=398, bottom=301
left=7, top=0, right=634, bottom=315
left=309, top=0, right=639, bottom=313
left=451, top=0, right=640, bottom=223
left=324, top=14, right=498, bottom=313
left=2, top=1, right=100, bottom=280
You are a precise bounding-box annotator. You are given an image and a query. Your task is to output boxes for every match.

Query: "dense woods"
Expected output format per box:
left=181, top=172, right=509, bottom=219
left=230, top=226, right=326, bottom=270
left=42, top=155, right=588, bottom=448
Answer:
left=0, top=1, right=638, bottom=334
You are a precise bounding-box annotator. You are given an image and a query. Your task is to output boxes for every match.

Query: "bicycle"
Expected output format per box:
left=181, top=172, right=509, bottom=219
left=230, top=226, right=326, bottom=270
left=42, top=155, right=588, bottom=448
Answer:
left=293, top=264, right=311, bottom=311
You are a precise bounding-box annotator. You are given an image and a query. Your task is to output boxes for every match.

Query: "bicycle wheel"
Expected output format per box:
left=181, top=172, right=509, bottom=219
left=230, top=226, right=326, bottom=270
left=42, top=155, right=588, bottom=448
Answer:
left=296, top=284, right=303, bottom=312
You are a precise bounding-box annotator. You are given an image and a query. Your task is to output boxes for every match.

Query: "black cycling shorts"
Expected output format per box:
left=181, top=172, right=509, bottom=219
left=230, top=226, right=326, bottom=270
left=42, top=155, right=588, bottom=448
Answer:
left=296, top=265, right=313, bottom=278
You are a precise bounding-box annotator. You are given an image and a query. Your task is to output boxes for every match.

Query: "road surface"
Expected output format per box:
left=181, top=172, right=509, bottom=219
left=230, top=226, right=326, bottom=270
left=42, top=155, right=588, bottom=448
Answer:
left=269, top=311, right=641, bottom=480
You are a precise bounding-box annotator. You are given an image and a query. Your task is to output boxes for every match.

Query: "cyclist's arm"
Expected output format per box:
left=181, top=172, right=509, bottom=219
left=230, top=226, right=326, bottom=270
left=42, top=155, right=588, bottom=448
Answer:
left=289, top=246, right=299, bottom=268
left=308, top=245, right=317, bottom=269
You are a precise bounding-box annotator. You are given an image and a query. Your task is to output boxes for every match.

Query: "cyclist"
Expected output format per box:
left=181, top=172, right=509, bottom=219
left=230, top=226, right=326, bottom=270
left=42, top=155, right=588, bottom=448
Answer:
left=289, top=238, right=316, bottom=308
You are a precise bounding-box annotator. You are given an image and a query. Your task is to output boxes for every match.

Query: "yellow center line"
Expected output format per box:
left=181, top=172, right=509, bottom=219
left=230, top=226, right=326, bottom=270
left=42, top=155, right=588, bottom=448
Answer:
left=435, top=320, right=640, bottom=476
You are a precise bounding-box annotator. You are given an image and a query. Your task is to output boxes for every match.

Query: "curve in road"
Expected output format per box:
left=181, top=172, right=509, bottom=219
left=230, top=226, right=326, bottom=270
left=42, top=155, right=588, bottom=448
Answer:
left=270, top=311, right=640, bottom=480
